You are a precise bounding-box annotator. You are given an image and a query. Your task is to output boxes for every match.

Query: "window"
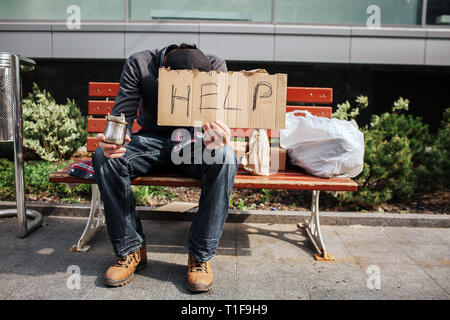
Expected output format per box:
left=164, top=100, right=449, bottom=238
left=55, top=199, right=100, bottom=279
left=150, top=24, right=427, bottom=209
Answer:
left=0, top=0, right=125, bottom=21
left=426, top=0, right=450, bottom=25
left=275, top=0, right=422, bottom=26
left=0, top=0, right=448, bottom=28
left=129, top=0, right=272, bottom=22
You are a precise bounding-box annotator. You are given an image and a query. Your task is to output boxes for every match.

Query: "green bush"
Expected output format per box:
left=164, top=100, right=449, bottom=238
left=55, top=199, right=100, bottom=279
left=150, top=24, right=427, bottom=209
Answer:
left=131, top=186, right=173, bottom=205
left=0, top=158, right=16, bottom=199
left=426, top=108, right=450, bottom=189
left=333, top=95, right=369, bottom=120
left=341, top=134, right=414, bottom=206
left=0, top=158, right=91, bottom=202
left=368, top=101, right=433, bottom=192
left=336, top=96, right=438, bottom=208
left=22, top=83, right=87, bottom=162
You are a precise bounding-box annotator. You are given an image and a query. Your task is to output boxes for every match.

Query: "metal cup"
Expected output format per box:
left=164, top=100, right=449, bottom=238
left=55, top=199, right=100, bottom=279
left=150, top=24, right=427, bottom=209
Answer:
left=104, top=113, right=129, bottom=145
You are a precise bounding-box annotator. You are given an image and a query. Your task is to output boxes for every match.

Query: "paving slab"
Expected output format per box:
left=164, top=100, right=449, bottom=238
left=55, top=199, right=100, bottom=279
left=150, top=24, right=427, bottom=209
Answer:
left=355, top=262, right=449, bottom=299
left=419, top=264, right=450, bottom=294
left=0, top=216, right=448, bottom=300
left=332, top=225, right=418, bottom=265
left=235, top=224, right=311, bottom=300
left=298, top=261, right=371, bottom=300
left=383, top=226, right=450, bottom=246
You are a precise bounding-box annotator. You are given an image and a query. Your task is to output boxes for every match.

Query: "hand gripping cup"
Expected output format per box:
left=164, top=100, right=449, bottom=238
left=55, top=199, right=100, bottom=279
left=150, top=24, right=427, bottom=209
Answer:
left=104, top=113, right=129, bottom=145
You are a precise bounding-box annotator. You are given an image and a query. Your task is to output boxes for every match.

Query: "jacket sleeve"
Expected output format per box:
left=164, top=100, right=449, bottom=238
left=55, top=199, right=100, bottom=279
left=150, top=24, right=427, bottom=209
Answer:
left=112, top=55, right=142, bottom=131
left=208, top=54, right=228, bottom=72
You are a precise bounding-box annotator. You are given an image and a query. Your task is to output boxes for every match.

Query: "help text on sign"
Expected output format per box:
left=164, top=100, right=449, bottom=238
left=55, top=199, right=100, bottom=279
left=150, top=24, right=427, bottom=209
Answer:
left=157, top=68, right=287, bottom=129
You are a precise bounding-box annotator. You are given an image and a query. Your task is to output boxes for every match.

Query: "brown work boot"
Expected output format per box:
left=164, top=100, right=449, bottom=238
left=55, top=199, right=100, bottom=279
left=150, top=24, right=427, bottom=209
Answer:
left=187, top=255, right=213, bottom=292
left=104, top=248, right=142, bottom=287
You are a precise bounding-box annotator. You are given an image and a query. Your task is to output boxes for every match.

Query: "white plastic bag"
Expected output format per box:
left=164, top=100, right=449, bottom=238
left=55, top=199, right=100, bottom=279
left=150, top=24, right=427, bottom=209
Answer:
left=280, top=111, right=364, bottom=178
left=241, top=129, right=270, bottom=176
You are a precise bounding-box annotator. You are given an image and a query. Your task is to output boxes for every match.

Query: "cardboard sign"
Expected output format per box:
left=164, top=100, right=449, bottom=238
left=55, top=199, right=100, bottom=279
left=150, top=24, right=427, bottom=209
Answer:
left=157, top=68, right=287, bottom=129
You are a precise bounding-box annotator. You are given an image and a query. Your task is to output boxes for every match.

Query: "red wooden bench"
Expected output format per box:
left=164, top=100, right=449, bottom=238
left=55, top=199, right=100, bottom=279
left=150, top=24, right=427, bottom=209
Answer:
left=49, top=82, right=357, bottom=261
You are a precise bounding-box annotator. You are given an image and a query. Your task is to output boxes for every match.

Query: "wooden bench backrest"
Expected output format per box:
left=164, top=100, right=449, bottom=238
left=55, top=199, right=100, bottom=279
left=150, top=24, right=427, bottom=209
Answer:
left=86, top=82, right=333, bottom=152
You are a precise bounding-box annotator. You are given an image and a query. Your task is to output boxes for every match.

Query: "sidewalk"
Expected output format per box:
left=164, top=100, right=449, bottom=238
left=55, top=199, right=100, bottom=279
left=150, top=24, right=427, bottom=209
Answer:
left=0, top=215, right=448, bottom=300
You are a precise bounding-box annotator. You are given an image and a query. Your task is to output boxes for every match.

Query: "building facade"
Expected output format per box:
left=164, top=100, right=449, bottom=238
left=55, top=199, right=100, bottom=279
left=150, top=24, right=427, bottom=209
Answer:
left=1, top=0, right=449, bottom=128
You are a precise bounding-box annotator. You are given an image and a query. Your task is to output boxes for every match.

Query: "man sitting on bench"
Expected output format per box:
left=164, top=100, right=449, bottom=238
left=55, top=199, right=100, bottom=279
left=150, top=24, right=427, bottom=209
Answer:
left=92, top=43, right=238, bottom=292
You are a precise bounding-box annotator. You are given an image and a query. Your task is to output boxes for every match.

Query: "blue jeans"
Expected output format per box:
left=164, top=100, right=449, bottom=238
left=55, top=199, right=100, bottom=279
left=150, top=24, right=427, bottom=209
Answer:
left=92, top=130, right=238, bottom=261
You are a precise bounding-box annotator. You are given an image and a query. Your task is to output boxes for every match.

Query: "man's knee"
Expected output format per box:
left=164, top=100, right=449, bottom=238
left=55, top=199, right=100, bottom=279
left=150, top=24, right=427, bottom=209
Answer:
left=92, top=147, right=128, bottom=177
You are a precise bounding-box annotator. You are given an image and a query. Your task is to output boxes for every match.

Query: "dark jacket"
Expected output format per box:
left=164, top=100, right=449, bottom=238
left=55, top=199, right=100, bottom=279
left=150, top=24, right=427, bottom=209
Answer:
left=112, top=45, right=227, bottom=135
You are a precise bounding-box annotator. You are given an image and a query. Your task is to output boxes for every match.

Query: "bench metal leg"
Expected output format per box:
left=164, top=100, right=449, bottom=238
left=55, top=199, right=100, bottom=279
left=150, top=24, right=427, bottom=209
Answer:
left=70, top=184, right=104, bottom=252
left=298, top=190, right=334, bottom=261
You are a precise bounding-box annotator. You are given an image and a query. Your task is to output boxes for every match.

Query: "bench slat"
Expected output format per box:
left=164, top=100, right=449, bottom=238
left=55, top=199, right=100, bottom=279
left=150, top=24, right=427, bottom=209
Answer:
left=88, top=100, right=115, bottom=115
left=87, top=118, right=281, bottom=137
left=230, top=128, right=280, bottom=138
left=88, top=101, right=332, bottom=119
left=87, top=105, right=331, bottom=134
left=286, top=106, right=331, bottom=118
left=49, top=168, right=357, bottom=192
left=85, top=104, right=332, bottom=151
left=89, top=82, right=119, bottom=97
left=87, top=118, right=142, bottom=133
left=86, top=137, right=99, bottom=152
left=287, top=87, right=333, bottom=104
left=86, top=131, right=279, bottom=152
left=89, top=83, right=333, bottom=105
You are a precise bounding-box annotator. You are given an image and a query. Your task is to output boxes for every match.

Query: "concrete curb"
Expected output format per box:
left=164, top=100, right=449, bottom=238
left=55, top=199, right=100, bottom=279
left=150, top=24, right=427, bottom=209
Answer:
left=0, top=201, right=448, bottom=228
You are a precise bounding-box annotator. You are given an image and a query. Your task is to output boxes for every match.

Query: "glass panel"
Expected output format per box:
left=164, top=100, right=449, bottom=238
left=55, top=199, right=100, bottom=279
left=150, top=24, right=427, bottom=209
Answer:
left=0, top=0, right=125, bottom=21
left=427, top=0, right=450, bottom=25
left=276, top=0, right=422, bottom=25
left=129, top=0, right=272, bottom=22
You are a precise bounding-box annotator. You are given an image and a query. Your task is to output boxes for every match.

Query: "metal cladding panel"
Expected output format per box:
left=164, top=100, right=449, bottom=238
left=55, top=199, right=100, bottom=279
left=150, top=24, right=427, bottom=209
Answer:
left=0, top=23, right=448, bottom=65
left=125, top=32, right=198, bottom=58
left=0, top=31, right=52, bottom=58
left=199, top=33, right=274, bottom=61
left=275, top=34, right=351, bottom=63
left=425, top=39, right=450, bottom=66
left=52, top=32, right=125, bottom=59
left=350, top=36, right=426, bottom=65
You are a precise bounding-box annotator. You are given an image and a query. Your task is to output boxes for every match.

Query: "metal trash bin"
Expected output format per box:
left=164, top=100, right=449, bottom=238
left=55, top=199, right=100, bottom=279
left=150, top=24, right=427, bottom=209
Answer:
left=0, top=52, right=43, bottom=237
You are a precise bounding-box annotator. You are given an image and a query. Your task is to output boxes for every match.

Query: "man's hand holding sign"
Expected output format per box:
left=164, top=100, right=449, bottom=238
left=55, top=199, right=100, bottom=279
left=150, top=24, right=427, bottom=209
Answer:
left=203, top=120, right=232, bottom=150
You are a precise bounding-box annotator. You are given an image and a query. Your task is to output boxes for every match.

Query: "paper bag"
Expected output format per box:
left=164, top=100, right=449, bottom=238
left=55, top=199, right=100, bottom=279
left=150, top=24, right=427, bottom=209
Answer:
left=241, top=129, right=270, bottom=176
